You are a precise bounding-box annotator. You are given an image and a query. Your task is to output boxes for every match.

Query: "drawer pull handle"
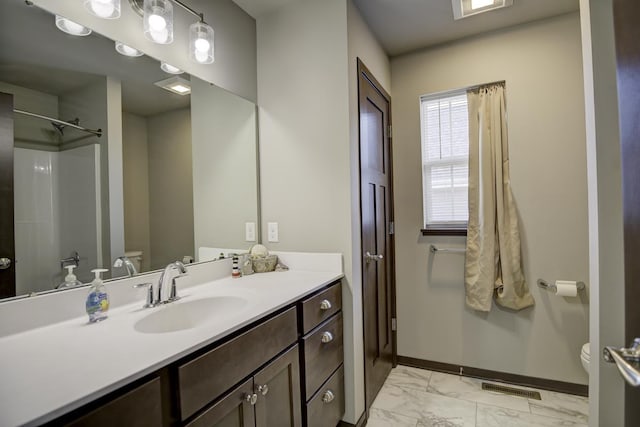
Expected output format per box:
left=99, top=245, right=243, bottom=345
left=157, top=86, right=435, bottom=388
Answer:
left=322, top=390, right=335, bottom=404
left=257, top=384, right=269, bottom=396
left=321, top=331, right=334, bottom=343
left=245, top=393, right=258, bottom=405
left=320, top=299, right=332, bottom=311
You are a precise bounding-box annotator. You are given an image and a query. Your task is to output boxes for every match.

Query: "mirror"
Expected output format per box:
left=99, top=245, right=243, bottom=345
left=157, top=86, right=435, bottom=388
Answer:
left=0, top=1, right=259, bottom=299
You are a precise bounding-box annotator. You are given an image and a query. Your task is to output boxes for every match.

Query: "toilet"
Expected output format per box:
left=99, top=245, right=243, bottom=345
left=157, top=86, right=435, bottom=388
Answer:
left=581, top=343, right=591, bottom=375
left=125, top=250, right=143, bottom=273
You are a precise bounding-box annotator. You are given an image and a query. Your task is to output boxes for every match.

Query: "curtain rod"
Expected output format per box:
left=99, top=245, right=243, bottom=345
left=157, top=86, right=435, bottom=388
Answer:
left=420, top=80, right=506, bottom=100
left=13, top=109, right=102, bottom=137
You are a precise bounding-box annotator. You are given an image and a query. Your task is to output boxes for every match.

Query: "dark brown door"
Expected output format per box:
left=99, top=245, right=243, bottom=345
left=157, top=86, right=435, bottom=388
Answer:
left=612, top=0, right=640, bottom=424
left=254, top=345, right=302, bottom=427
left=185, top=378, right=256, bottom=427
left=0, top=92, right=15, bottom=298
left=357, top=59, right=395, bottom=410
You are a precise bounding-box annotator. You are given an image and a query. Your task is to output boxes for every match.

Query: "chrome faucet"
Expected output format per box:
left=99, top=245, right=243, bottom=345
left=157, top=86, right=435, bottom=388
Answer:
left=155, top=261, right=188, bottom=305
left=113, top=256, right=138, bottom=277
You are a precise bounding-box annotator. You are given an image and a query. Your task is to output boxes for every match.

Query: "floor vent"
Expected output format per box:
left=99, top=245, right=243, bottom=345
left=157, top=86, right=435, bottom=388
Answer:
left=481, top=383, right=542, bottom=400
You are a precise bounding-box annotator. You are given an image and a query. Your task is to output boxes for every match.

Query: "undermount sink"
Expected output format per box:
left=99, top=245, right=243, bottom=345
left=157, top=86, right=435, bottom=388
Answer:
left=134, top=296, right=249, bottom=334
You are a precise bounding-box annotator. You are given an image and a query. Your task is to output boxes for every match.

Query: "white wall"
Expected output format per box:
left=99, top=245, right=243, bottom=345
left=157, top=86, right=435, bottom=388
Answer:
left=31, top=0, right=257, bottom=102
left=580, top=0, right=625, bottom=425
left=122, top=112, right=151, bottom=272
left=191, top=78, right=258, bottom=254
left=391, top=13, right=590, bottom=385
left=257, top=0, right=361, bottom=421
left=147, top=108, right=194, bottom=270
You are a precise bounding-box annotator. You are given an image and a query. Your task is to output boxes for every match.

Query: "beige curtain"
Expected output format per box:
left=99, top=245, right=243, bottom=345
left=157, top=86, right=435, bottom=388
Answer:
left=465, top=83, right=534, bottom=312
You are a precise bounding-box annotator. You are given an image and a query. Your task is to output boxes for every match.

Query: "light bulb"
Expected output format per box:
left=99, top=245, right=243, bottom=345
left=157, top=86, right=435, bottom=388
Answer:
left=55, top=15, right=92, bottom=36
left=194, top=38, right=210, bottom=52
left=161, top=62, right=183, bottom=74
left=148, top=13, right=167, bottom=31
left=85, top=0, right=120, bottom=19
left=194, top=49, right=209, bottom=63
left=115, top=41, right=144, bottom=57
left=149, top=28, right=169, bottom=44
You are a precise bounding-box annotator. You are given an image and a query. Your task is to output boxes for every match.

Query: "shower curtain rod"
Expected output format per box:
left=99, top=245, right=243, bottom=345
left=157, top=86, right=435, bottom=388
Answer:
left=13, top=109, right=102, bottom=137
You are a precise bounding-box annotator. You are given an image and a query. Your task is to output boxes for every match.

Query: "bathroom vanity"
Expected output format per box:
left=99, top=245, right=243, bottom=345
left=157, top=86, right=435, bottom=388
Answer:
left=0, top=255, right=345, bottom=427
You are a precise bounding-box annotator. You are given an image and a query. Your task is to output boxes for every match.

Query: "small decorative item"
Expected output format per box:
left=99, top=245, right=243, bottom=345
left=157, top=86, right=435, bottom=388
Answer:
left=232, top=255, right=241, bottom=278
left=240, top=254, right=254, bottom=276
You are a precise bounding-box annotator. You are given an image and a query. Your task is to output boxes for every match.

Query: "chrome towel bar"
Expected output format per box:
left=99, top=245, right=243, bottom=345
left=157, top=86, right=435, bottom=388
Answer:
left=429, top=245, right=466, bottom=254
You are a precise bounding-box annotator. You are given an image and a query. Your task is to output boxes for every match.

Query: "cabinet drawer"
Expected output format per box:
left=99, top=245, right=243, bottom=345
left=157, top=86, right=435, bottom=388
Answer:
left=305, top=366, right=345, bottom=427
left=66, top=377, right=162, bottom=427
left=301, top=282, right=341, bottom=334
left=302, top=313, right=343, bottom=400
left=178, top=307, right=298, bottom=420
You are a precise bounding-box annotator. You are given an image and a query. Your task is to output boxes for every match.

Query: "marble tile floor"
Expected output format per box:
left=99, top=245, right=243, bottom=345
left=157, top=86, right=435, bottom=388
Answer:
left=369, top=365, right=589, bottom=427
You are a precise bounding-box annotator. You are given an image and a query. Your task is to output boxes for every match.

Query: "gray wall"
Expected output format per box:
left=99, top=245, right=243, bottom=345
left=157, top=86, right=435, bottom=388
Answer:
left=191, top=77, right=258, bottom=254
left=31, top=0, right=257, bottom=102
left=147, top=108, right=194, bottom=270
left=391, top=13, right=589, bottom=385
left=122, top=112, right=151, bottom=272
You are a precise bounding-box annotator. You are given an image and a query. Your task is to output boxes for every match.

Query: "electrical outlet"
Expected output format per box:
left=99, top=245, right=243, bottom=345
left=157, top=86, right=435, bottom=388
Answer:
left=267, top=222, right=279, bottom=242
left=245, top=222, right=256, bottom=242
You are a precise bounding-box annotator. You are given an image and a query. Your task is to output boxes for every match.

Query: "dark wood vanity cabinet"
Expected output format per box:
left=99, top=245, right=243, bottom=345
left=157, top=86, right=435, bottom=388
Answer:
left=54, top=280, right=344, bottom=427
left=186, top=346, right=301, bottom=427
left=299, top=282, right=344, bottom=427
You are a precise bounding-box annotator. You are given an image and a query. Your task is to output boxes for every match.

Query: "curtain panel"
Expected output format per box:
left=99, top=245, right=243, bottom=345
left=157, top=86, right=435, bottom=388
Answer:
left=464, top=83, right=534, bottom=312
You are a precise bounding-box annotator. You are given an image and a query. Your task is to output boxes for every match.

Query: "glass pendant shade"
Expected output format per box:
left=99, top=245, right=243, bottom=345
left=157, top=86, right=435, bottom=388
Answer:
left=143, top=0, right=174, bottom=44
left=55, top=15, right=92, bottom=36
left=84, top=0, right=121, bottom=19
left=189, top=22, right=214, bottom=64
left=160, top=62, right=183, bottom=74
left=115, top=41, right=144, bottom=57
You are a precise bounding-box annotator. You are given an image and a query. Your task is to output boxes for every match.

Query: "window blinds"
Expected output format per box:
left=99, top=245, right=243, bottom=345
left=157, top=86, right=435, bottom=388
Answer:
left=420, top=92, right=469, bottom=227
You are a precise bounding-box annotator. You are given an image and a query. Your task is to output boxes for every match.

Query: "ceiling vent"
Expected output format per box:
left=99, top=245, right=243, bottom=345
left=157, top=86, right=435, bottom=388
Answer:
left=452, top=0, right=514, bottom=20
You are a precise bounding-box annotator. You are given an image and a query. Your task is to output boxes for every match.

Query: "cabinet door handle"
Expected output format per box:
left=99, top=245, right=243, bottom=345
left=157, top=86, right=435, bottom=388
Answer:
left=321, top=331, right=334, bottom=343
left=245, top=393, right=258, bottom=405
left=320, top=299, right=332, bottom=311
left=322, top=390, right=335, bottom=403
left=257, top=384, right=269, bottom=396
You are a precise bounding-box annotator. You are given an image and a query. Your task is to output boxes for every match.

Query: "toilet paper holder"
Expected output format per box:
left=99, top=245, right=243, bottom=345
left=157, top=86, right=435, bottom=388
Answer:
left=537, top=279, right=585, bottom=292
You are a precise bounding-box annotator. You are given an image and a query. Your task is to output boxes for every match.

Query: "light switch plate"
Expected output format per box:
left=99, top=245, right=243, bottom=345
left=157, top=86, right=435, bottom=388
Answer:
left=267, top=222, right=279, bottom=242
left=245, top=222, right=256, bottom=242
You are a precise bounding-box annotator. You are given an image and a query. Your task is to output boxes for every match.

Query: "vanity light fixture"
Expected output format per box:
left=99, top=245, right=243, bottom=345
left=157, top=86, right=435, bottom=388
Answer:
left=143, top=0, right=173, bottom=44
left=55, top=15, right=92, bottom=36
left=87, top=0, right=215, bottom=64
left=160, top=61, right=184, bottom=74
left=84, top=0, right=121, bottom=19
left=452, top=0, right=513, bottom=20
left=154, top=76, right=191, bottom=95
left=115, top=41, right=144, bottom=57
left=189, top=21, right=214, bottom=64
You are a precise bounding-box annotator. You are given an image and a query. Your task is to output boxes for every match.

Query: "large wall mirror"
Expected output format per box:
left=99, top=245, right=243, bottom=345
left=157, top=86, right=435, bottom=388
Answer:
left=0, top=1, right=259, bottom=300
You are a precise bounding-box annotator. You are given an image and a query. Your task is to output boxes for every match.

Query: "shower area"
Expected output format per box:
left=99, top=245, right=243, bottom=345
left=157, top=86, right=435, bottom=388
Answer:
left=2, top=79, right=104, bottom=293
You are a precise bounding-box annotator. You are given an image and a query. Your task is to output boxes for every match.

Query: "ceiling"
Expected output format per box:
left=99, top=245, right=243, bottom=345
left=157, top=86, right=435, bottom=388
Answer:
left=232, top=0, right=580, bottom=57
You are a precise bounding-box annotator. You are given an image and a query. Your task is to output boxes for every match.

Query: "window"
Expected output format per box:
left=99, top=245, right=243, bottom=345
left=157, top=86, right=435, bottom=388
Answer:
left=420, top=91, right=469, bottom=234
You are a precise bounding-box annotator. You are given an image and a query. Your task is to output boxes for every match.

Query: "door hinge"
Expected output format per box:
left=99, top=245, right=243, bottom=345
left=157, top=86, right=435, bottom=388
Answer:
left=387, top=125, right=392, bottom=139
left=391, top=318, right=397, bottom=331
left=389, top=221, right=394, bottom=235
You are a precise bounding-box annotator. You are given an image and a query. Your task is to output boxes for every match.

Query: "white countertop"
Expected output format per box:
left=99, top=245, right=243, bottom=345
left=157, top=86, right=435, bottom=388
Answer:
left=0, top=269, right=343, bottom=427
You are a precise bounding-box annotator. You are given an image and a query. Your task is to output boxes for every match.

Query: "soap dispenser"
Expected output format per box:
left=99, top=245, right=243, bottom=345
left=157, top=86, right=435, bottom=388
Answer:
left=86, top=269, right=109, bottom=323
left=58, top=265, right=82, bottom=289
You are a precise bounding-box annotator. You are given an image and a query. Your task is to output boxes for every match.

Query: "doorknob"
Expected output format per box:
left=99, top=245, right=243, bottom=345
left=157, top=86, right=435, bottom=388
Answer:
left=0, top=258, right=11, bottom=270
left=603, top=338, right=640, bottom=387
left=365, top=252, right=383, bottom=263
